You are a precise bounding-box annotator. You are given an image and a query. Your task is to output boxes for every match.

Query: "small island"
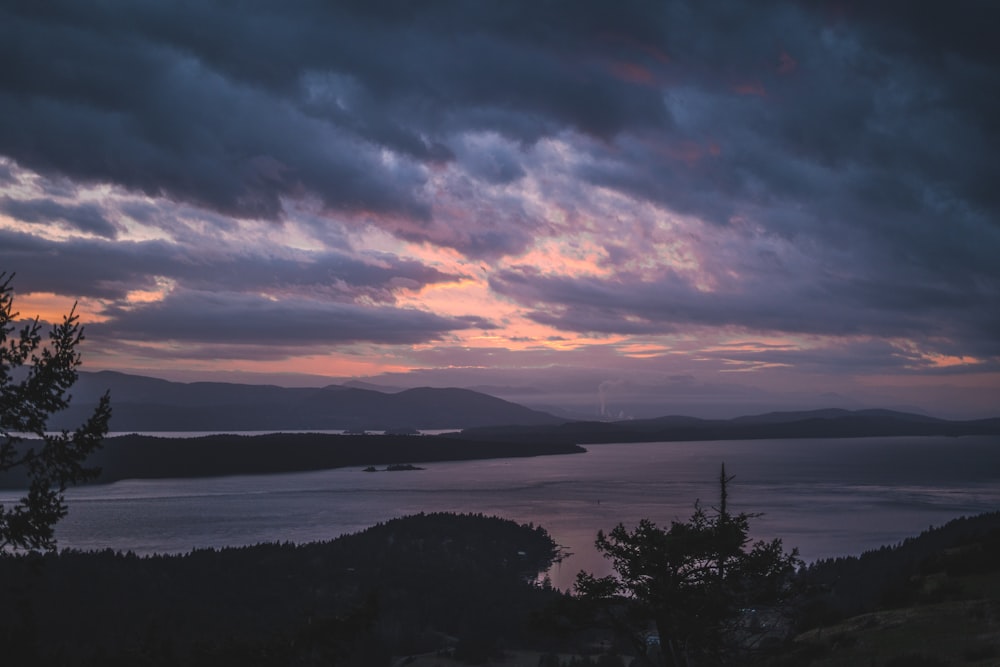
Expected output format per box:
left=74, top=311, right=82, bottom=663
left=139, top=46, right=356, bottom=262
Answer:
left=363, top=463, right=424, bottom=472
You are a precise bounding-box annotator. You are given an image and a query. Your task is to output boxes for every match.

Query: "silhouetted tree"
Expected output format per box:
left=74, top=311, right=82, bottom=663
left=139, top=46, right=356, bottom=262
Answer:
left=0, top=272, right=111, bottom=552
left=574, top=464, right=800, bottom=667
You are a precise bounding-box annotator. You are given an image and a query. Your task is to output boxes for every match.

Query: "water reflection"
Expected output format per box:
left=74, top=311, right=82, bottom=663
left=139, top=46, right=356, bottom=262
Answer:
left=2, top=436, right=997, bottom=591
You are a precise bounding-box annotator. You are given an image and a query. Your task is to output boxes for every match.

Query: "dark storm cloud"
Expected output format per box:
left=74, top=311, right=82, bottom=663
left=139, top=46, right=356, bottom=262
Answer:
left=90, top=289, right=482, bottom=346
left=490, top=264, right=1000, bottom=358
left=0, top=0, right=669, bottom=233
left=0, top=228, right=458, bottom=302
left=0, top=196, right=118, bottom=238
left=0, top=161, right=16, bottom=185
left=1, top=0, right=998, bottom=363
left=2, top=1, right=996, bottom=238
left=696, top=339, right=1000, bottom=376
left=564, top=2, right=999, bottom=324
left=452, top=135, right=526, bottom=186
left=480, top=1, right=997, bottom=359
left=0, top=4, right=430, bottom=222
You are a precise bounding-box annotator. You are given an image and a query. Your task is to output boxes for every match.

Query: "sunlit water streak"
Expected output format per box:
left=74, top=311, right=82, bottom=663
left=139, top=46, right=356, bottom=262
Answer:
left=2, top=436, right=998, bottom=590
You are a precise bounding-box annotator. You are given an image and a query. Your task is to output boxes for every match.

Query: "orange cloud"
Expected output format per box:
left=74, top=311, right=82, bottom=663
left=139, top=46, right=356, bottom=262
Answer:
left=512, top=238, right=614, bottom=279
left=617, top=342, right=670, bottom=359
left=15, top=292, right=108, bottom=325
left=922, top=352, right=982, bottom=369
left=199, top=351, right=415, bottom=379
left=705, top=337, right=800, bottom=353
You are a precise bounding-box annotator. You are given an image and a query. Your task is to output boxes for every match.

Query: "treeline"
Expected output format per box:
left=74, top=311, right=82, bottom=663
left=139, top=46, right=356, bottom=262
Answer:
left=797, top=511, right=1000, bottom=627
left=458, top=412, right=1000, bottom=445
left=0, top=513, right=564, bottom=666
left=0, top=433, right=585, bottom=487
left=4, top=509, right=1000, bottom=665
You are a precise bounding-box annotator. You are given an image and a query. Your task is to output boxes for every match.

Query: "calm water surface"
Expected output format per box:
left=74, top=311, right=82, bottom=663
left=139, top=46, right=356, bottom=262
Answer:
left=4, top=436, right=998, bottom=590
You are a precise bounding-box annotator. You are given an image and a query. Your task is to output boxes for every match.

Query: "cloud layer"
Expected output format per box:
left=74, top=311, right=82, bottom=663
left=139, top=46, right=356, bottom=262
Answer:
left=1, top=1, right=997, bottom=416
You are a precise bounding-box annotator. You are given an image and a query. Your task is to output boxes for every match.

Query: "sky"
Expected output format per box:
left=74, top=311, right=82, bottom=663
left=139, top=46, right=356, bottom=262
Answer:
left=1, top=1, right=998, bottom=419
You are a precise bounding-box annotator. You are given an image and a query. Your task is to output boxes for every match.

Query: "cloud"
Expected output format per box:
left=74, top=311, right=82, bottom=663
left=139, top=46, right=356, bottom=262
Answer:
left=4, top=2, right=997, bottom=270
left=1, top=0, right=998, bottom=413
left=489, top=259, right=1000, bottom=359
left=0, top=159, right=16, bottom=185
left=0, top=1, right=672, bottom=227
left=0, top=227, right=460, bottom=303
left=0, top=195, right=119, bottom=238
left=0, top=6, right=430, bottom=222
left=91, top=288, right=489, bottom=347
left=452, top=133, right=526, bottom=185
left=693, top=338, right=1000, bottom=376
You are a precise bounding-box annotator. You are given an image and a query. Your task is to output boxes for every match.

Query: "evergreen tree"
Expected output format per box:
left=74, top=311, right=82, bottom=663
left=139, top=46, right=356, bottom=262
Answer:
left=0, top=272, right=111, bottom=552
left=574, top=464, right=800, bottom=666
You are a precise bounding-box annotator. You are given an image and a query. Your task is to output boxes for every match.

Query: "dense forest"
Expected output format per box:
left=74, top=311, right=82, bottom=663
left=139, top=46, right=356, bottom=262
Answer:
left=796, top=511, right=1000, bottom=624
left=0, top=513, right=564, bottom=666
left=3, top=510, right=1000, bottom=666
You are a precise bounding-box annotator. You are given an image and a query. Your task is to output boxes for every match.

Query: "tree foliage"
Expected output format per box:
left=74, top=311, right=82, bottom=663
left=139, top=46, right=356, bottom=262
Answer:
left=574, top=464, right=801, bottom=666
left=0, top=512, right=560, bottom=665
left=0, top=272, right=111, bottom=552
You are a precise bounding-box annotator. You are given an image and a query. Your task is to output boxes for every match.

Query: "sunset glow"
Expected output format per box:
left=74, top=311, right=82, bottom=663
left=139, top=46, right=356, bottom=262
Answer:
left=1, top=2, right=997, bottom=419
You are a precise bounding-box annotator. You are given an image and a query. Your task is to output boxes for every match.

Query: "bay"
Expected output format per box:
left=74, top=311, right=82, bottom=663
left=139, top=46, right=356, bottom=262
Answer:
left=3, top=435, right=999, bottom=591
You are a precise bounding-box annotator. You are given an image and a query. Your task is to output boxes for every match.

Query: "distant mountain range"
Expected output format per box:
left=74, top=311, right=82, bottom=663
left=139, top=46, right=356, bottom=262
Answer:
left=1, top=371, right=990, bottom=486
left=56, top=371, right=564, bottom=431
left=51, top=371, right=1000, bottom=440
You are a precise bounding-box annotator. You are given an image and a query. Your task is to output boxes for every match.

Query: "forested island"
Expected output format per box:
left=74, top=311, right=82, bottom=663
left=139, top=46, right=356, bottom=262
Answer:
left=5, top=407, right=998, bottom=488
left=458, top=409, right=1000, bottom=445
left=0, top=433, right=585, bottom=488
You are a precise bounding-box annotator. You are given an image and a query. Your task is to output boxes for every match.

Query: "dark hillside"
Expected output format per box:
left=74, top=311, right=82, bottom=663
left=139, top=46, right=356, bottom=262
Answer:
left=52, top=371, right=565, bottom=431
left=798, top=511, right=1000, bottom=624
left=0, top=513, right=562, bottom=666
left=763, top=513, right=1000, bottom=666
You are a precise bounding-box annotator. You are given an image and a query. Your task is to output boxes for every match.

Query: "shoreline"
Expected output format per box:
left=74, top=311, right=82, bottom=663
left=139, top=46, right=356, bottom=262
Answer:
left=0, top=432, right=586, bottom=489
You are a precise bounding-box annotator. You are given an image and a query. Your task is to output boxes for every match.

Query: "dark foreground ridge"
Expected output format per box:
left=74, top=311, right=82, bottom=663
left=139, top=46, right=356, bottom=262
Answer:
left=0, top=433, right=585, bottom=488
left=0, top=513, right=562, bottom=666
left=3, top=511, right=1000, bottom=666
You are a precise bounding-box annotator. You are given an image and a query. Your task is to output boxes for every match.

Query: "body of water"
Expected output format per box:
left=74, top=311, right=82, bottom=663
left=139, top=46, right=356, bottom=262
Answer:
left=4, top=435, right=999, bottom=590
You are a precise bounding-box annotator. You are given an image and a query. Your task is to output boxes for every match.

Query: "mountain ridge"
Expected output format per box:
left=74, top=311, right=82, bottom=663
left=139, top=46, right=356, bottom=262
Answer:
left=57, top=371, right=1000, bottom=439
left=58, top=371, right=563, bottom=431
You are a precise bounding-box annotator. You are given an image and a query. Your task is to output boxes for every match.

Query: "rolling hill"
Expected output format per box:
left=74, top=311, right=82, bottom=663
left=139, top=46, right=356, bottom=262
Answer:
left=48, top=371, right=1000, bottom=440
left=53, top=371, right=565, bottom=431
